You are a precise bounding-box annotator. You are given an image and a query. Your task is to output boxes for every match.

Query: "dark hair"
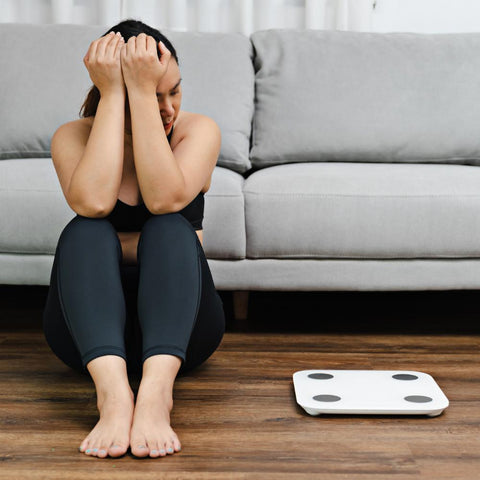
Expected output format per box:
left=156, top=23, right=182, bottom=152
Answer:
left=79, top=19, right=179, bottom=118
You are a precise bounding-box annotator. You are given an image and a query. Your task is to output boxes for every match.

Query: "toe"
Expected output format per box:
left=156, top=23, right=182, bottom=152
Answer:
left=79, top=438, right=90, bottom=453
left=88, top=442, right=100, bottom=457
left=148, top=440, right=161, bottom=458
left=166, top=441, right=175, bottom=455
left=172, top=437, right=182, bottom=452
left=149, top=448, right=160, bottom=458
left=108, top=444, right=128, bottom=458
left=97, top=446, right=109, bottom=458
left=131, top=441, right=149, bottom=458
left=158, top=442, right=167, bottom=457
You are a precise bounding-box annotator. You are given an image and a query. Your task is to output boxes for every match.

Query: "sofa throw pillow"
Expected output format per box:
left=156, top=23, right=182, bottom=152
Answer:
left=250, top=29, right=480, bottom=169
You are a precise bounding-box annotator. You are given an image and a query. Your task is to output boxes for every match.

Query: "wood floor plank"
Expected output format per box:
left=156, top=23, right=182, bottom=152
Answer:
left=1, top=327, right=479, bottom=479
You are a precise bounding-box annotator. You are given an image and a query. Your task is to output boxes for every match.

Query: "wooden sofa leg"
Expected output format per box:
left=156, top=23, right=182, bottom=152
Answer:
left=233, top=291, right=249, bottom=321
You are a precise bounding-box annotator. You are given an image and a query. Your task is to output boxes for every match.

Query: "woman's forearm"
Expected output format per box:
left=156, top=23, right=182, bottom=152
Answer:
left=127, top=88, right=185, bottom=213
left=68, top=91, right=126, bottom=216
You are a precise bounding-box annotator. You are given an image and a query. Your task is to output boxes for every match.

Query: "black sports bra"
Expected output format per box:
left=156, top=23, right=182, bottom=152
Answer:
left=105, top=127, right=205, bottom=232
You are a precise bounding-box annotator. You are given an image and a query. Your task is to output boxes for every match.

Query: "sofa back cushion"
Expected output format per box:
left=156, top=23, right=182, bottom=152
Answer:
left=0, top=24, right=253, bottom=173
left=250, top=29, right=480, bottom=169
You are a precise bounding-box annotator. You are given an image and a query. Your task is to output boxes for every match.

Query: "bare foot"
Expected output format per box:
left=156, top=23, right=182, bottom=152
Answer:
left=79, top=387, right=134, bottom=458
left=130, top=384, right=182, bottom=458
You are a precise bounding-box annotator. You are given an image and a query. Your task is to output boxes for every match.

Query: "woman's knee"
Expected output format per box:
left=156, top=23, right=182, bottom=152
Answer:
left=58, top=215, right=120, bottom=250
left=142, top=213, right=193, bottom=233
left=139, top=213, right=198, bottom=252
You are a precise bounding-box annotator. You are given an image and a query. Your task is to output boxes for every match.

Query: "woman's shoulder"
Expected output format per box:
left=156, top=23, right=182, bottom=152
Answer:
left=74, top=116, right=95, bottom=133
left=51, top=117, right=93, bottom=149
left=175, top=110, right=219, bottom=129
left=172, top=111, right=220, bottom=146
left=60, top=116, right=94, bottom=129
left=54, top=117, right=94, bottom=138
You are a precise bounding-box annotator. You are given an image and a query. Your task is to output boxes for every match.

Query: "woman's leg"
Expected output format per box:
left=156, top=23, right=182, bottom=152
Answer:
left=181, top=246, right=225, bottom=374
left=43, top=248, right=83, bottom=372
left=42, top=215, right=134, bottom=458
left=51, top=215, right=128, bottom=366
left=78, top=355, right=134, bottom=458
left=130, top=213, right=225, bottom=457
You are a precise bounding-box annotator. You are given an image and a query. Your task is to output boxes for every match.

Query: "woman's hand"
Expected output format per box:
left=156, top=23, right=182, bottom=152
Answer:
left=83, top=32, right=125, bottom=96
left=120, top=33, right=171, bottom=94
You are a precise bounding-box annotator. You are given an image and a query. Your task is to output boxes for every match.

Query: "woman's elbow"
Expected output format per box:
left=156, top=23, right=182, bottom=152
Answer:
left=144, top=191, right=183, bottom=215
left=68, top=199, right=113, bottom=218
left=145, top=202, right=173, bottom=215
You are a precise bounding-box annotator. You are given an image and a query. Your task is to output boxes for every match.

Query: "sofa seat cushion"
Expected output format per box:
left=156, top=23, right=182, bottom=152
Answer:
left=0, top=160, right=245, bottom=259
left=244, top=162, right=480, bottom=259
left=203, top=166, right=245, bottom=259
left=0, top=159, right=74, bottom=255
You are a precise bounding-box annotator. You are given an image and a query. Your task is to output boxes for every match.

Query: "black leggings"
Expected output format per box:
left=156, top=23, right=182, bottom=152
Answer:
left=42, top=213, right=225, bottom=375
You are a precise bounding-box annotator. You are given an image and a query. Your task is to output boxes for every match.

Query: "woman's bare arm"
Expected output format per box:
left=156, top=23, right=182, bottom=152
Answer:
left=127, top=88, right=182, bottom=211
left=66, top=92, right=125, bottom=215
left=120, top=34, right=183, bottom=212
left=51, top=32, right=126, bottom=217
left=120, top=35, right=220, bottom=214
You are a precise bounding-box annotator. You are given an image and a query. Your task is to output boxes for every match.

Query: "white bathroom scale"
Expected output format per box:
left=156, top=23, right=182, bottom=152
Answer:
left=293, top=370, right=449, bottom=417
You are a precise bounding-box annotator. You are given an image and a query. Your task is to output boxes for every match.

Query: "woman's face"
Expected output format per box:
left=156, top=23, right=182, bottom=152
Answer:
left=125, top=59, right=182, bottom=136
left=155, top=59, right=182, bottom=134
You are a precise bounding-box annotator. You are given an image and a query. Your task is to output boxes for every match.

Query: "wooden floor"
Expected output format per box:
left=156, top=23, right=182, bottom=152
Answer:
left=1, top=286, right=480, bottom=479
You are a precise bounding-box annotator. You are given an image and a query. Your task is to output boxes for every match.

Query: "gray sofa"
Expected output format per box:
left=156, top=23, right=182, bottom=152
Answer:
left=3, top=23, right=480, bottom=318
